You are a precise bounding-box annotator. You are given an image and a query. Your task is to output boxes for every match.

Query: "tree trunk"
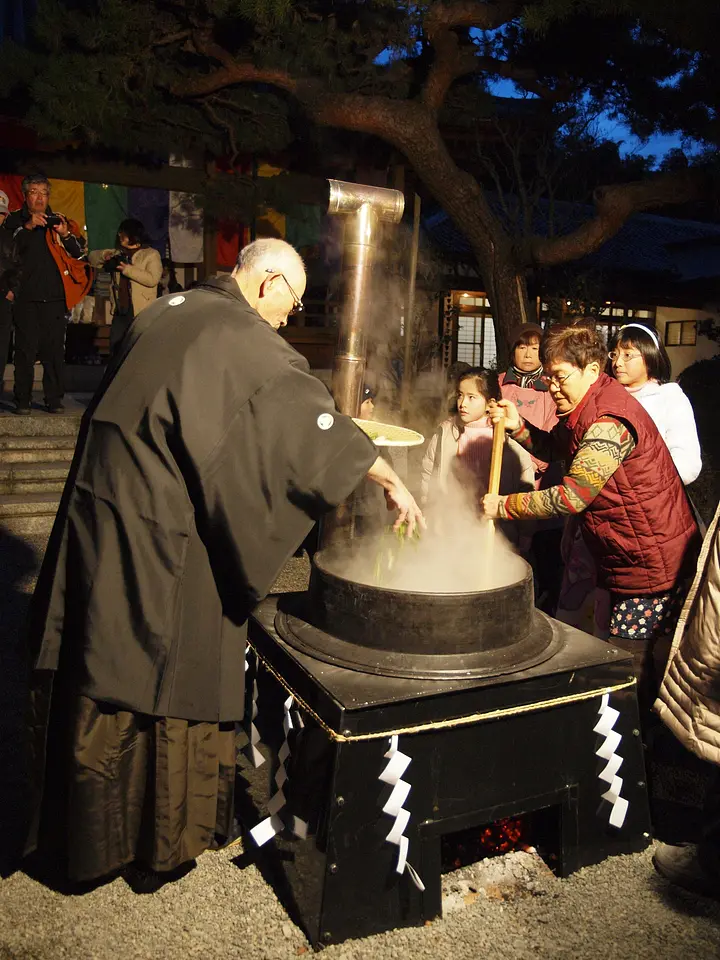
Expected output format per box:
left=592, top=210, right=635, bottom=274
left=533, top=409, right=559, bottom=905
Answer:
left=484, top=260, right=531, bottom=371
left=372, top=107, right=532, bottom=368
left=453, top=220, right=531, bottom=371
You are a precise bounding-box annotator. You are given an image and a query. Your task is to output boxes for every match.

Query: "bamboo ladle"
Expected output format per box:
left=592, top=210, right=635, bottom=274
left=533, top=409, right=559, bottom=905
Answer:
left=487, top=408, right=506, bottom=499
left=483, top=408, right=506, bottom=570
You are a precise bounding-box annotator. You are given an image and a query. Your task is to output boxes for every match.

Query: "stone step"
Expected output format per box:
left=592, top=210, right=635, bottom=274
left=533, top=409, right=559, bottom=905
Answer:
left=0, top=462, right=70, bottom=495
left=0, top=413, right=81, bottom=438
left=0, top=493, right=61, bottom=536
left=0, top=514, right=57, bottom=536
left=0, top=493, right=62, bottom=516
left=0, top=436, right=76, bottom=463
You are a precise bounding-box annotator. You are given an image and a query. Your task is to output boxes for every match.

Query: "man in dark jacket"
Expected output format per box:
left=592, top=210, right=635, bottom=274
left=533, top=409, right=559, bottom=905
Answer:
left=0, top=190, right=21, bottom=382
left=4, top=174, right=87, bottom=414
left=27, top=237, right=422, bottom=891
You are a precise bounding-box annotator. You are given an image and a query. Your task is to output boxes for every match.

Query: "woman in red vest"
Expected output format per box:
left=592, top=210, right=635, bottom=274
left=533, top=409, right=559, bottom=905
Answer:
left=482, top=319, right=700, bottom=715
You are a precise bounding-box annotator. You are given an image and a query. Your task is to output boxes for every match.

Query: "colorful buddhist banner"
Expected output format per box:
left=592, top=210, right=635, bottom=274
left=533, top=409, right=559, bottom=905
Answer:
left=0, top=174, right=24, bottom=211
left=49, top=178, right=86, bottom=233
left=84, top=182, right=128, bottom=252
left=1, top=166, right=321, bottom=268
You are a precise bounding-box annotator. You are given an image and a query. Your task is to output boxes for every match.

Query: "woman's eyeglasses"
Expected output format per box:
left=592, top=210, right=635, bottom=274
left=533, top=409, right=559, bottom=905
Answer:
left=608, top=350, right=641, bottom=363
left=540, top=369, right=577, bottom=388
left=266, top=269, right=304, bottom=316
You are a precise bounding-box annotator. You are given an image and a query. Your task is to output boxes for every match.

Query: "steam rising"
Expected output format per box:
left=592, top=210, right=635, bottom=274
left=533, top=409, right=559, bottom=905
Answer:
left=327, top=474, right=527, bottom=593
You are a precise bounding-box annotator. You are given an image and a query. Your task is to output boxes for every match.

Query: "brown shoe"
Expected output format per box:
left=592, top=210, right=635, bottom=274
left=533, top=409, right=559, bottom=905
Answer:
left=653, top=842, right=720, bottom=900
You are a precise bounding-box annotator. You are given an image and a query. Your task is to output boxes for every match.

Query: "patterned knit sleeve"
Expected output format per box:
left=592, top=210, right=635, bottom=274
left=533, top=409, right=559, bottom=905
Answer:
left=501, top=416, right=636, bottom=520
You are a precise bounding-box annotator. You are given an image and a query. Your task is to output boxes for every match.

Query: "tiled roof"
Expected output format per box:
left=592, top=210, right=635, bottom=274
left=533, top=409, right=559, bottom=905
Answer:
left=423, top=199, right=720, bottom=279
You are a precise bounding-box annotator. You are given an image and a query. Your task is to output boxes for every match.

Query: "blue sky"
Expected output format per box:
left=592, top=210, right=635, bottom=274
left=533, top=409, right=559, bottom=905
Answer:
left=486, top=77, right=688, bottom=165
left=373, top=47, right=691, bottom=166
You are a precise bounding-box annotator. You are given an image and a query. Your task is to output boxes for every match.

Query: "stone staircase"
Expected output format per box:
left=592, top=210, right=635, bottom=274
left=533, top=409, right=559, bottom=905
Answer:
left=0, top=399, right=84, bottom=538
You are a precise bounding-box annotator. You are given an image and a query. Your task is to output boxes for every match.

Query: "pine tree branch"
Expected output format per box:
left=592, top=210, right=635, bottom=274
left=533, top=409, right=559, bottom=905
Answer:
left=525, top=169, right=710, bottom=267
left=201, top=99, right=240, bottom=161
left=422, top=1, right=568, bottom=112
left=424, top=0, right=522, bottom=40
left=169, top=32, right=299, bottom=97
left=152, top=29, right=192, bottom=47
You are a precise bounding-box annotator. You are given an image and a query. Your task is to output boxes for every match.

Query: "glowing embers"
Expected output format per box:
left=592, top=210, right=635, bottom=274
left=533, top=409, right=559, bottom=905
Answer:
left=440, top=807, right=561, bottom=874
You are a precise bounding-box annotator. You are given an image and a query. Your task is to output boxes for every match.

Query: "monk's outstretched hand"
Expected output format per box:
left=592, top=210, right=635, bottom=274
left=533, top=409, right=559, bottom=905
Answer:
left=383, top=479, right=426, bottom=537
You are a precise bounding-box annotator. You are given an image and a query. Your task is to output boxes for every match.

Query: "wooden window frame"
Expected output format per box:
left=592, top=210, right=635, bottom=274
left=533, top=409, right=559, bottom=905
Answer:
left=450, top=290, right=496, bottom=367
left=664, top=320, right=697, bottom=347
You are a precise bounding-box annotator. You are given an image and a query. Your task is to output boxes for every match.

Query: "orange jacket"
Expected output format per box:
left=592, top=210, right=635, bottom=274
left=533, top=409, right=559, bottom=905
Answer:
left=45, top=219, right=94, bottom=309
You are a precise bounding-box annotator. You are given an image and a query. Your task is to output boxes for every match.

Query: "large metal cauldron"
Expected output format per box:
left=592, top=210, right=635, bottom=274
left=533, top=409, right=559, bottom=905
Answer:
left=274, top=549, right=562, bottom=680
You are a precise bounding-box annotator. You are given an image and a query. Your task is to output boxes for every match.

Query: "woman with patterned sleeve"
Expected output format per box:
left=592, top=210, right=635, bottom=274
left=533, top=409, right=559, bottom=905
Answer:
left=482, top=319, right=700, bottom=719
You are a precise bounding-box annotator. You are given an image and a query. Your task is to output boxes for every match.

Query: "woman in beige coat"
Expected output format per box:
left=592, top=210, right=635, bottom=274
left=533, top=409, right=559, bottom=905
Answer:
left=89, top=218, right=163, bottom=352
left=653, top=499, right=720, bottom=898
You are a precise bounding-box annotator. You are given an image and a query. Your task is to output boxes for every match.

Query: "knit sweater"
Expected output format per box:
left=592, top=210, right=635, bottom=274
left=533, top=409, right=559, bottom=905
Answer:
left=421, top=417, right=535, bottom=505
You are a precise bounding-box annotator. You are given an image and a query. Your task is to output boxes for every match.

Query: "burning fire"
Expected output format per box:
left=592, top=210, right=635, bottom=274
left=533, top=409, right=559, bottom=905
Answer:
left=443, top=817, right=530, bottom=870
left=476, top=817, right=527, bottom=856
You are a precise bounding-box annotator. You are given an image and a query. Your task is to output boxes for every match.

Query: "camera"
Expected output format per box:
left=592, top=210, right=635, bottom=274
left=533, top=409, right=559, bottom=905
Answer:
left=104, top=250, right=133, bottom=273
left=44, top=214, right=64, bottom=228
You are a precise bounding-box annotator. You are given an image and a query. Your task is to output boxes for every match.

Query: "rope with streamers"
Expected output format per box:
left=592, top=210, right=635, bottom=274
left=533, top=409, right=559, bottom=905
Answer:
left=247, top=639, right=636, bottom=743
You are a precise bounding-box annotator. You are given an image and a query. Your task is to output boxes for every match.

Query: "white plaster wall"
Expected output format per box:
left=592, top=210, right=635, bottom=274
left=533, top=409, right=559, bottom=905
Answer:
left=654, top=305, right=719, bottom=379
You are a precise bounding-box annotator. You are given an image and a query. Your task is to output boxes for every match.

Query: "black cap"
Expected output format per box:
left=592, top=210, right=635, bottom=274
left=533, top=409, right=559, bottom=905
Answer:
left=362, top=385, right=376, bottom=401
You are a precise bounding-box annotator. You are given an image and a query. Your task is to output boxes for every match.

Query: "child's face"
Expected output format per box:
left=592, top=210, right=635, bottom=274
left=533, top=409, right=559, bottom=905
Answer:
left=457, top=379, right=488, bottom=423
left=360, top=397, right=375, bottom=419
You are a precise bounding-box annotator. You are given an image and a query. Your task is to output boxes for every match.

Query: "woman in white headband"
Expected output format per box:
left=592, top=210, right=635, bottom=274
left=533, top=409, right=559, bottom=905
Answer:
left=609, top=322, right=701, bottom=485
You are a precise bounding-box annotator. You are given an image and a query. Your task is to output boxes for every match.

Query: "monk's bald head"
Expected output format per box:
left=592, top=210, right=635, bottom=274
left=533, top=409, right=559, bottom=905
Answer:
left=232, top=239, right=306, bottom=329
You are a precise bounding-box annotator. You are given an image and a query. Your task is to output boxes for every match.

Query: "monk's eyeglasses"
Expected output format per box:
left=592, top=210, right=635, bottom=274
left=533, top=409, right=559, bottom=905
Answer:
left=266, top=269, right=304, bottom=316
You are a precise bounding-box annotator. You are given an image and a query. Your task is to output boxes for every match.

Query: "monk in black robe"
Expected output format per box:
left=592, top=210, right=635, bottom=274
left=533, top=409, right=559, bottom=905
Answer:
left=25, top=238, right=422, bottom=889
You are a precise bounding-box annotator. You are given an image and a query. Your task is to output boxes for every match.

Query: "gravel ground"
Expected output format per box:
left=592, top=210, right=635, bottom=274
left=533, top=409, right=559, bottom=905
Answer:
left=1, top=841, right=719, bottom=960
left=2, top=556, right=720, bottom=959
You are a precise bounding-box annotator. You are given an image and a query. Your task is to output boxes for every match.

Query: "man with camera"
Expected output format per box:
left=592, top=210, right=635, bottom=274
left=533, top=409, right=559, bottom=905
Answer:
left=3, top=174, right=91, bottom=414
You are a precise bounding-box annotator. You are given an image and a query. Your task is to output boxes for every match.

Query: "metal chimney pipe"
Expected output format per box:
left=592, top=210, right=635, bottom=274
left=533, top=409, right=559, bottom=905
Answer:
left=326, top=180, right=405, bottom=416
left=321, top=179, right=405, bottom=547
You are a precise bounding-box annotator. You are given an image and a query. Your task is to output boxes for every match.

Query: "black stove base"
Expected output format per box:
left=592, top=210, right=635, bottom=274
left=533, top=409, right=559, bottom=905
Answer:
left=241, top=594, right=652, bottom=949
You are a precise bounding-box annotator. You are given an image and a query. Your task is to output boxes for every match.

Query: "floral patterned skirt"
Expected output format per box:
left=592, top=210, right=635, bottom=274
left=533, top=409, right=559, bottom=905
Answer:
left=608, top=583, right=688, bottom=717
left=609, top=587, right=685, bottom=642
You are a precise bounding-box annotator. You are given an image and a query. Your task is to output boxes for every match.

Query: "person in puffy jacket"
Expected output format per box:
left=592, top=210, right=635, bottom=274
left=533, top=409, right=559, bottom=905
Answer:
left=483, top=319, right=700, bottom=719
left=557, top=322, right=703, bottom=638
left=653, top=500, right=720, bottom=900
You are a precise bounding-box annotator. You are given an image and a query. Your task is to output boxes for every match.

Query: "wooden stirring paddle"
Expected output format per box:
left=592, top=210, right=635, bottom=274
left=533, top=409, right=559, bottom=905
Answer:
left=482, top=409, right=505, bottom=581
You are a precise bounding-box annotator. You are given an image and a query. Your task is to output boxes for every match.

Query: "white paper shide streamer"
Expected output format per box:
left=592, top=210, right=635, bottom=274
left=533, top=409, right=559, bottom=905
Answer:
left=250, top=694, right=308, bottom=847
left=594, top=693, right=629, bottom=828
left=379, top=735, right=425, bottom=891
left=244, top=650, right=265, bottom=769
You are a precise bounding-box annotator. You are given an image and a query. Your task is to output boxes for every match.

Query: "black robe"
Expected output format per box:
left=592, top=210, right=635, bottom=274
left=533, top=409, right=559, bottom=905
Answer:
left=29, top=275, right=377, bottom=723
